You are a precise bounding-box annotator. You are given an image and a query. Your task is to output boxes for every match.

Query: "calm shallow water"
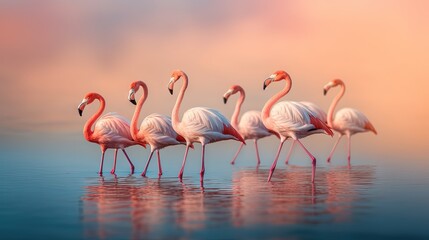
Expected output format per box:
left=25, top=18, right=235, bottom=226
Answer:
left=1, top=135, right=428, bottom=239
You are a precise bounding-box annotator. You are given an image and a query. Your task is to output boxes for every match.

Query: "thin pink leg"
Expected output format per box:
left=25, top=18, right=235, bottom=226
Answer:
left=178, top=145, right=190, bottom=180
left=142, top=151, right=154, bottom=177
left=99, top=150, right=106, bottom=176
left=296, top=140, right=316, bottom=183
left=347, top=135, right=352, bottom=163
left=157, top=150, right=162, bottom=176
left=110, top=149, right=118, bottom=174
left=121, top=149, right=135, bottom=174
left=254, top=139, right=261, bottom=165
left=267, top=141, right=285, bottom=182
left=285, top=140, right=296, bottom=165
left=230, top=143, right=244, bottom=165
left=200, top=144, right=206, bottom=182
left=327, top=135, right=342, bottom=162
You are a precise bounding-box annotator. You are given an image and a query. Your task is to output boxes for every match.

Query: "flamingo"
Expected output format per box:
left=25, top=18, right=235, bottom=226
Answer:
left=223, top=85, right=272, bottom=165
left=261, top=70, right=333, bottom=182
left=323, top=79, right=377, bottom=163
left=284, top=101, right=327, bottom=164
left=78, top=93, right=144, bottom=175
left=167, top=70, right=245, bottom=182
left=128, top=81, right=186, bottom=177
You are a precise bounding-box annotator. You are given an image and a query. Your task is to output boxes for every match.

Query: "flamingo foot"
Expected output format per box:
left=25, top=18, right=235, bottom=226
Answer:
left=110, top=169, right=115, bottom=174
left=178, top=172, right=183, bottom=180
left=141, top=171, right=147, bottom=177
left=230, top=160, right=235, bottom=165
left=130, top=165, right=135, bottom=174
left=326, top=157, right=331, bottom=163
left=158, top=171, right=163, bottom=176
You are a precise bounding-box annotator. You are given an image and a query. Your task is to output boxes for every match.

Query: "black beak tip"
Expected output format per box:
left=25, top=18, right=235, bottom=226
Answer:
left=223, top=97, right=227, bottom=104
left=129, top=99, right=137, bottom=105
left=78, top=109, right=83, bottom=116
left=323, top=89, right=327, bottom=96
left=263, top=83, right=267, bottom=90
left=169, top=88, right=173, bottom=95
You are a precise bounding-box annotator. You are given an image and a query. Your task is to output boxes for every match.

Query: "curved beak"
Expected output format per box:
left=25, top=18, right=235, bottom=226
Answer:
left=128, top=89, right=136, bottom=105
left=263, top=78, right=274, bottom=90
left=323, top=82, right=334, bottom=96
left=77, top=100, right=88, bottom=116
left=168, top=77, right=175, bottom=95
left=223, top=97, right=228, bottom=104
left=223, top=89, right=233, bottom=104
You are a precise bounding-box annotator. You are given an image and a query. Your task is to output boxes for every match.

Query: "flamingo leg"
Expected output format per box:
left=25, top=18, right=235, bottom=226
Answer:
left=110, top=149, right=118, bottom=174
left=327, top=135, right=343, bottom=162
left=99, top=150, right=106, bottom=176
left=230, top=142, right=244, bottom=165
left=142, top=150, right=154, bottom=177
left=178, top=145, right=190, bottom=180
left=347, top=135, right=352, bottom=163
left=296, top=140, right=316, bottom=183
left=157, top=150, right=162, bottom=176
left=121, top=149, right=135, bottom=174
left=284, top=140, right=296, bottom=165
left=267, top=141, right=285, bottom=182
left=200, top=144, right=206, bottom=182
left=254, top=139, right=261, bottom=165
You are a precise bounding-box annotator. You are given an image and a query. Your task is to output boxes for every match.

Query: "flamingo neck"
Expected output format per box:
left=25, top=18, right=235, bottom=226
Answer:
left=172, top=73, right=188, bottom=129
left=131, top=82, right=148, bottom=141
left=262, top=78, right=292, bottom=126
left=327, top=83, right=345, bottom=127
left=231, top=87, right=245, bottom=130
left=84, top=94, right=105, bottom=142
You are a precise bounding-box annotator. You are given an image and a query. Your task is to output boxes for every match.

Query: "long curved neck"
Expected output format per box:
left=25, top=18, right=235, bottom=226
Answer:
left=327, top=83, right=345, bottom=127
left=231, top=88, right=245, bottom=130
left=84, top=94, right=105, bottom=141
left=262, top=78, right=292, bottom=122
left=172, top=73, right=188, bottom=128
left=131, top=82, right=148, bottom=141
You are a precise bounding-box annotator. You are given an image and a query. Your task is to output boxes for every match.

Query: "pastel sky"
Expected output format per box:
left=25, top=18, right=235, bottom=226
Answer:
left=0, top=1, right=428, bottom=157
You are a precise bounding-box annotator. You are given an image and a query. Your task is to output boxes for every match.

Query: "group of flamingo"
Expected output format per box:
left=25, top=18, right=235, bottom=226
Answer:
left=78, top=70, right=377, bottom=183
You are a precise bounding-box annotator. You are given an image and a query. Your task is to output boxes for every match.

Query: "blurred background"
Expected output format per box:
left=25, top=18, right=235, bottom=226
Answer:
left=0, top=0, right=428, bottom=163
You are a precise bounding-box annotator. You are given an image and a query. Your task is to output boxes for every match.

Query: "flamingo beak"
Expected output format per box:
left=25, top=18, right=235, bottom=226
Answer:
left=263, top=78, right=273, bottom=90
left=323, top=89, right=327, bottom=96
left=128, top=89, right=136, bottom=105
left=223, top=90, right=233, bottom=104
left=77, top=99, right=88, bottom=116
left=168, top=77, right=174, bottom=95
left=323, top=82, right=333, bottom=96
left=223, top=97, right=228, bottom=104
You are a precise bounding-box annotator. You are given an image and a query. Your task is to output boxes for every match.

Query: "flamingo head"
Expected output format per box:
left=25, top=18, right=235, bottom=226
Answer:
left=323, top=79, right=343, bottom=95
left=78, top=93, right=98, bottom=116
left=223, top=85, right=242, bottom=104
left=128, top=81, right=142, bottom=105
left=168, top=70, right=185, bottom=95
left=263, top=70, right=290, bottom=90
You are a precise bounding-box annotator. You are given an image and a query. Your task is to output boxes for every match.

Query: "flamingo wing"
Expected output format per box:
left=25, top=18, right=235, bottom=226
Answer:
left=181, top=107, right=244, bottom=143
left=239, top=111, right=271, bottom=139
left=140, top=113, right=184, bottom=147
left=93, top=112, right=135, bottom=145
left=334, top=108, right=376, bottom=134
left=300, top=101, right=327, bottom=123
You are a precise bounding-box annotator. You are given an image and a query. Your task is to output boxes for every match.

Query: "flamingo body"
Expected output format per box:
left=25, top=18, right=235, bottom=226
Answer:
left=331, top=108, right=376, bottom=135
left=128, top=81, right=185, bottom=177
left=238, top=111, right=271, bottom=140
left=223, top=85, right=272, bottom=164
left=262, top=71, right=333, bottom=183
left=168, top=70, right=244, bottom=184
left=78, top=93, right=141, bottom=175
left=324, top=79, right=377, bottom=163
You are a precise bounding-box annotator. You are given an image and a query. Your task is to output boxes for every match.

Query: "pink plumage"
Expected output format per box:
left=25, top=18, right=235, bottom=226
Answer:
left=128, top=81, right=186, bottom=177
left=168, top=70, right=245, bottom=184
left=223, top=85, right=272, bottom=165
left=262, top=70, right=333, bottom=183
left=78, top=92, right=143, bottom=175
left=323, top=79, right=377, bottom=163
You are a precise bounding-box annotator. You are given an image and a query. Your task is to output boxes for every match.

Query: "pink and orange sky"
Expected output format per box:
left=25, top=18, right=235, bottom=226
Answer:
left=0, top=1, right=428, bottom=157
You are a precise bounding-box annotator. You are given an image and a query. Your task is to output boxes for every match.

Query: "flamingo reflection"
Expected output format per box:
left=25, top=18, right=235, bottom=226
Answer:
left=232, top=165, right=374, bottom=226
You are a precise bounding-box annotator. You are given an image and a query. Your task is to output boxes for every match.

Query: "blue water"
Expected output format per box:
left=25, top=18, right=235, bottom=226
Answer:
left=1, top=133, right=428, bottom=239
